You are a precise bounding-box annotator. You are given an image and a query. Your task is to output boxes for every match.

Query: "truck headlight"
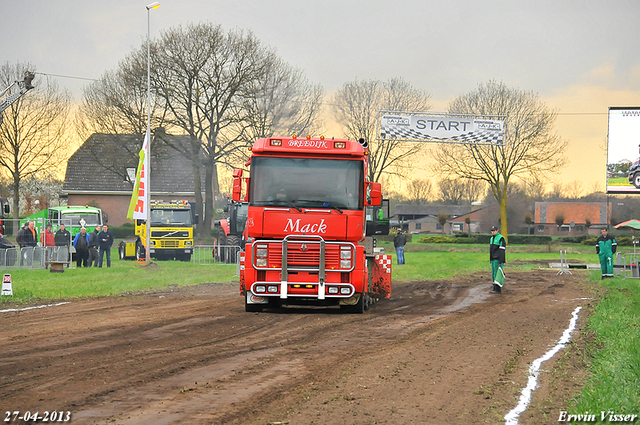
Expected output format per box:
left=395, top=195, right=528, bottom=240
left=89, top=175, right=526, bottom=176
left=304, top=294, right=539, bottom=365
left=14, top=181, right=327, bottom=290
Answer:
left=256, top=258, right=267, bottom=267
left=256, top=247, right=268, bottom=258
left=340, top=249, right=351, bottom=259
left=185, top=241, right=192, bottom=246
left=149, top=240, right=155, bottom=246
left=340, top=260, right=351, bottom=268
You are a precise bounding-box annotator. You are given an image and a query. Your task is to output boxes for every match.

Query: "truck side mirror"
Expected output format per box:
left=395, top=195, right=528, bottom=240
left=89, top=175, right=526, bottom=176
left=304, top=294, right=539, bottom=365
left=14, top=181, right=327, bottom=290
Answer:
left=194, top=214, right=199, bottom=225
left=366, top=182, right=382, bottom=207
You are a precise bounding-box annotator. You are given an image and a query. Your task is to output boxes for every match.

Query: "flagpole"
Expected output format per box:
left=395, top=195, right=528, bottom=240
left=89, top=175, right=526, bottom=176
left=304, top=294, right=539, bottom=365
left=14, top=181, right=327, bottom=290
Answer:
left=145, top=2, right=159, bottom=264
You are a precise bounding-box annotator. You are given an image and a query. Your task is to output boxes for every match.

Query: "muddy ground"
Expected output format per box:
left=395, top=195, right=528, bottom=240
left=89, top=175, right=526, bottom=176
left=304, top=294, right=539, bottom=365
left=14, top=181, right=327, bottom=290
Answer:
left=0, top=268, right=599, bottom=425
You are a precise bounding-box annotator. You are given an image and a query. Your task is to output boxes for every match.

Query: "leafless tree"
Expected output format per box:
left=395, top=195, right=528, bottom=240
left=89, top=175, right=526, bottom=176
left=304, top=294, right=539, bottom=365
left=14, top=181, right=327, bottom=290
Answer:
left=77, top=48, right=170, bottom=180
left=0, top=62, right=71, bottom=217
left=332, top=77, right=431, bottom=182
left=151, top=23, right=322, bottom=235
left=564, top=180, right=584, bottom=199
left=432, top=81, right=567, bottom=238
left=407, top=179, right=432, bottom=205
left=437, top=178, right=486, bottom=205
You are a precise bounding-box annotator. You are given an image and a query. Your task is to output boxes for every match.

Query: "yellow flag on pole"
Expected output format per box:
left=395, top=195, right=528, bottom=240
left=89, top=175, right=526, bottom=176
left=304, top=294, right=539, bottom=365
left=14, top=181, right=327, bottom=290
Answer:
left=127, top=130, right=150, bottom=220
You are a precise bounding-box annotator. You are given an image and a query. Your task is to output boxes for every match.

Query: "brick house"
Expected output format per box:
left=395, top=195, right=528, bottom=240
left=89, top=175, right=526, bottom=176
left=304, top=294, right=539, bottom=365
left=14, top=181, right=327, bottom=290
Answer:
left=534, top=201, right=611, bottom=236
left=447, top=204, right=500, bottom=234
left=62, top=133, right=202, bottom=226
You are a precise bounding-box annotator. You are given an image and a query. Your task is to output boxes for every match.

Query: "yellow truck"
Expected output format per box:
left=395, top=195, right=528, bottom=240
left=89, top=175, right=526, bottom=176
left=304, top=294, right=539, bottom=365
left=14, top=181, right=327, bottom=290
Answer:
left=118, top=200, right=197, bottom=261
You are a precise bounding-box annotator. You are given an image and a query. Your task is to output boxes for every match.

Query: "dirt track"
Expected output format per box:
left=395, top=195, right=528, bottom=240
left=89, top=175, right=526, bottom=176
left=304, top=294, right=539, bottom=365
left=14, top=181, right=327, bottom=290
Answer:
left=0, top=268, right=597, bottom=424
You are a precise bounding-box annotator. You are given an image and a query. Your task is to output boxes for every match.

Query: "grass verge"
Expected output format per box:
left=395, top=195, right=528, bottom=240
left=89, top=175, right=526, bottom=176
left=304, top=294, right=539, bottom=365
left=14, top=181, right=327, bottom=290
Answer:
left=568, top=275, right=640, bottom=415
left=1, top=248, right=237, bottom=304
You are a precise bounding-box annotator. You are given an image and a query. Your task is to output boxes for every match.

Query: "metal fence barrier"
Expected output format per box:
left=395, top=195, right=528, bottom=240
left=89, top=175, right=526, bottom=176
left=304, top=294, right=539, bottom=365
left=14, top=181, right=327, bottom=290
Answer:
left=621, top=253, right=640, bottom=279
left=0, top=246, right=73, bottom=269
left=192, top=245, right=240, bottom=266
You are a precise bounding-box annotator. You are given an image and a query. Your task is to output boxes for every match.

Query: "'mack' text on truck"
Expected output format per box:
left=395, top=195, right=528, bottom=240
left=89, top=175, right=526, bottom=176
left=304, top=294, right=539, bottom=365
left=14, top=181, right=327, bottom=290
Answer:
left=120, top=200, right=196, bottom=261
left=233, top=136, right=392, bottom=313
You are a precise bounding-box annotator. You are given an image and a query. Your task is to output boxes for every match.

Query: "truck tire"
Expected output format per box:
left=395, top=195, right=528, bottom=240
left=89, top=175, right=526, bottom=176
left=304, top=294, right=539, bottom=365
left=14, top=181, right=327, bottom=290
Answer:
left=245, top=292, right=263, bottom=312
left=634, top=173, right=640, bottom=189
left=226, top=234, right=241, bottom=263
left=178, top=253, right=191, bottom=262
left=341, top=293, right=366, bottom=314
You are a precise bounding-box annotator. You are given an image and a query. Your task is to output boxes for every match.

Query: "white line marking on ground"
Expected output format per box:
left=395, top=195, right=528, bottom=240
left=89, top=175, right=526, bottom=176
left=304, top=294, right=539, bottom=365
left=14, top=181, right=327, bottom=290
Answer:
left=0, top=302, right=70, bottom=313
left=504, top=306, right=582, bottom=425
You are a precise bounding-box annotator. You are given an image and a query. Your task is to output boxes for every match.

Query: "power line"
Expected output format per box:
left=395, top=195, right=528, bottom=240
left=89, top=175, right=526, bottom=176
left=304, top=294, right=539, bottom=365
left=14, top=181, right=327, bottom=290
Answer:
left=36, top=72, right=98, bottom=82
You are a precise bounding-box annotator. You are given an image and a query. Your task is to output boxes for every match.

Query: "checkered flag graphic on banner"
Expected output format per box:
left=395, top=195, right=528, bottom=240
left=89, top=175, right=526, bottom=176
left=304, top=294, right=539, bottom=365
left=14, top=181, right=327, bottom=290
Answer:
left=381, top=126, right=503, bottom=145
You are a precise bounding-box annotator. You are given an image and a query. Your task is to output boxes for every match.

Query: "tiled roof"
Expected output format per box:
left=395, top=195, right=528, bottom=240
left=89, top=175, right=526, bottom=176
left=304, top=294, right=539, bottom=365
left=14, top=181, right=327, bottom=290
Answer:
left=63, top=133, right=200, bottom=194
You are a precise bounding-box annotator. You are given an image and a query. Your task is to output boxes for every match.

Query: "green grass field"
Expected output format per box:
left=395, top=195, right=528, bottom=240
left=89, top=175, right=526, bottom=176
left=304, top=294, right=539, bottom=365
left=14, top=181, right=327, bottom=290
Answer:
left=2, top=242, right=638, bottom=414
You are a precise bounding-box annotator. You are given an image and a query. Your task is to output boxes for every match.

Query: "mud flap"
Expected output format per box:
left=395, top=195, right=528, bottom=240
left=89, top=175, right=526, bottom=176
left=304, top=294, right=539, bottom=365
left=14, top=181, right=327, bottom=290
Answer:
left=371, top=254, right=392, bottom=299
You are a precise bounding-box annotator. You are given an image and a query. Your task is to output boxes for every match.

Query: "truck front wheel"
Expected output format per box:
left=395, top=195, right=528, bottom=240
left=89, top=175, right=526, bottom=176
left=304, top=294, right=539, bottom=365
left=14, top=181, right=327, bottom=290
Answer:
left=634, top=173, right=640, bottom=189
left=245, top=292, right=264, bottom=312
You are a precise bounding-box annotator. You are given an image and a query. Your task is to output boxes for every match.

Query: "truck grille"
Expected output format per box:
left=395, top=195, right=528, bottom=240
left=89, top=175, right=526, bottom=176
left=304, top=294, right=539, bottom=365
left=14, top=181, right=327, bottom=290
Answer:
left=255, top=239, right=353, bottom=270
left=151, top=231, right=189, bottom=238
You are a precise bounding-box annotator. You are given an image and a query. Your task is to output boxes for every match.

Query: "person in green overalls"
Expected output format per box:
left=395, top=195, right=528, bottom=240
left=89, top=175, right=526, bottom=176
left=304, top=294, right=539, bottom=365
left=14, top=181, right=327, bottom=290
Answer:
left=596, top=228, right=617, bottom=279
left=489, top=225, right=506, bottom=294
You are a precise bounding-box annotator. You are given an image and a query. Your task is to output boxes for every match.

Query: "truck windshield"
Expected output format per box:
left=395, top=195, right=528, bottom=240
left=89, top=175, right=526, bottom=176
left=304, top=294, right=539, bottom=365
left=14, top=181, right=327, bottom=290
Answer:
left=62, top=213, right=102, bottom=227
left=150, top=209, right=193, bottom=226
left=249, top=157, right=363, bottom=210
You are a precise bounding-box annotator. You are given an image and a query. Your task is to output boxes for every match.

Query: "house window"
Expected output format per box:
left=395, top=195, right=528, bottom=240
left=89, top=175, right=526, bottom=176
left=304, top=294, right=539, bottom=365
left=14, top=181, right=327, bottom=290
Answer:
left=415, top=223, right=422, bottom=230
left=576, top=225, right=584, bottom=232
left=436, top=223, right=442, bottom=230
left=452, top=223, right=463, bottom=232
left=537, top=225, right=545, bottom=232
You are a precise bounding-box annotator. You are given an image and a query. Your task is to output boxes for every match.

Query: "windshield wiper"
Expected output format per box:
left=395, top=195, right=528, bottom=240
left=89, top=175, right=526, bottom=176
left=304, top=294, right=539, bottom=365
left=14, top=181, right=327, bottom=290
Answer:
left=297, top=199, right=343, bottom=214
left=266, top=199, right=302, bottom=213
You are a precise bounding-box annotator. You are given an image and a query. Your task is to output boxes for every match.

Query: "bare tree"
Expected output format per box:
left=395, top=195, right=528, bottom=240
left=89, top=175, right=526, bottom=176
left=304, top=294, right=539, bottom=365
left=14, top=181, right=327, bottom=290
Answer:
left=241, top=57, right=324, bottom=142
left=407, top=179, right=432, bottom=205
left=564, top=180, right=584, bottom=199
left=151, top=23, right=320, bottom=235
left=432, top=81, right=567, bottom=238
left=437, top=178, right=485, bottom=205
left=0, top=62, right=71, bottom=217
left=332, top=78, right=431, bottom=182
left=77, top=48, right=171, bottom=179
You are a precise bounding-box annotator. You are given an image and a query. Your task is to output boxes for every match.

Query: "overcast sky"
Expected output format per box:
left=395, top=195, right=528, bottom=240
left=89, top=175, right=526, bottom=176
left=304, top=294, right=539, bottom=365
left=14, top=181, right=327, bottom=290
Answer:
left=2, top=0, right=640, bottom=194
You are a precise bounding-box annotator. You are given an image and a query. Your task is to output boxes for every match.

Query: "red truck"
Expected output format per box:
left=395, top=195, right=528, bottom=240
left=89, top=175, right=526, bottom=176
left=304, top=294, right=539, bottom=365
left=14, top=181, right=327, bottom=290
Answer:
left=232, top=136, right=392, bottom=313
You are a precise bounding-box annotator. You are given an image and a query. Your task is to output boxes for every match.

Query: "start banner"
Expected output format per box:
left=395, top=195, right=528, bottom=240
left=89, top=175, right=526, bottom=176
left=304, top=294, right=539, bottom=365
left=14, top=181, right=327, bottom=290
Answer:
left=378, top=111, right=505, bottom=146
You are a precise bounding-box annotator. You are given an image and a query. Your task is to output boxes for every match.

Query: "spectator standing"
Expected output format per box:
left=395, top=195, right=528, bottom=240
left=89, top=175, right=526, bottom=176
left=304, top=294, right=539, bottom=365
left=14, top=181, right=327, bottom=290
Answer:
left=24, top=221, right=38, bottom=247
left=54, top=224, right=71, bottom=246
left=16, top=222, right=28, bottom=248
left=73, top=227, right=90, bottom=267
left=88, top=225, right=101, bottom=267
left=41, top=224, right=55, bottom=247
left=394, top=230, right=407, bottom=265
left=98, top=224, right=114, bottom=268
left=489, top=225, right=506, bottom=294
left=596, top=228, right=617, bottom=279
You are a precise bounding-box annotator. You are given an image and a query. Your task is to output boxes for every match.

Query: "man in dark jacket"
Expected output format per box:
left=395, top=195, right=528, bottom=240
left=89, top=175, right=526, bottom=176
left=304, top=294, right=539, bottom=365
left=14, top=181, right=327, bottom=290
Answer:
left=24, top=221, right=38, bottom=247
left=98, top=224, right=114, bottom=268
left=394, top=230, right=407, bottom=265
left=489, top=225, right=506, bottom=294
left=54, top=224, right=71, bottom=246
left=16, top=223, right=28, bottom=248
left=88, top=225, right=100, bottom=267
left=596, top=228, right=617, bottom=279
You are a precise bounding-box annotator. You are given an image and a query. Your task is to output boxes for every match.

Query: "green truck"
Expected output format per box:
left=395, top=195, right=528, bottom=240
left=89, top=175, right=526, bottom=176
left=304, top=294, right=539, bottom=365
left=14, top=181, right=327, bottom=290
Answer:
left=21, top=205, right=105, bottom=244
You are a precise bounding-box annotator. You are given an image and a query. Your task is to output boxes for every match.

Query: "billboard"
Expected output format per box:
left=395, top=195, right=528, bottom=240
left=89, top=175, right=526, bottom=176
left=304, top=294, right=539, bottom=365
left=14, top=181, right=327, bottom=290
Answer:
left=606, top=107, right=640, bottom=194
left=377, top=111, right=505, bottom=146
